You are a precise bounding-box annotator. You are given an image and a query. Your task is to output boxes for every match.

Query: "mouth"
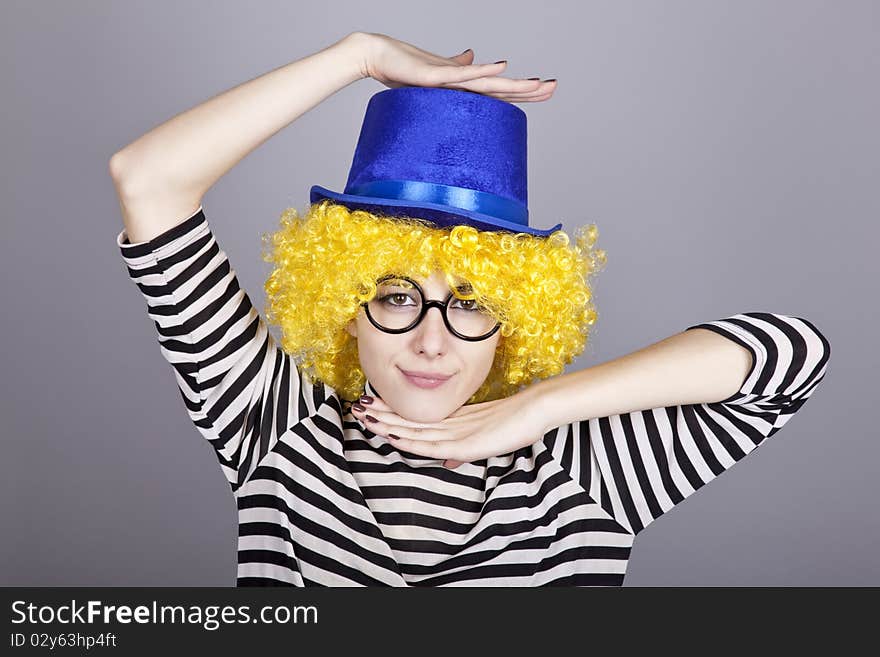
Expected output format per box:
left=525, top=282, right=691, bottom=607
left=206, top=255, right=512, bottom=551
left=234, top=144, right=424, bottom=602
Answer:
left=398, top=367, right=454, bottom=389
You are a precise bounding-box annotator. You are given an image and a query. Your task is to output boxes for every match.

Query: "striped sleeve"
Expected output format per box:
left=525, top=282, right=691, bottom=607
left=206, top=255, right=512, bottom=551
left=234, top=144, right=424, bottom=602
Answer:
left=116, top=205, right=326, bottom=493
left=545, top=312, right=832, bottom=536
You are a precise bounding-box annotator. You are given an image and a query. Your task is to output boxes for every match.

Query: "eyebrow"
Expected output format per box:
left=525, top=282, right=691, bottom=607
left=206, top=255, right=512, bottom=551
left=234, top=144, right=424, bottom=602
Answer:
left=429, top=282, right=474, bottom=298
left=378, top=275, right=473, bottom=296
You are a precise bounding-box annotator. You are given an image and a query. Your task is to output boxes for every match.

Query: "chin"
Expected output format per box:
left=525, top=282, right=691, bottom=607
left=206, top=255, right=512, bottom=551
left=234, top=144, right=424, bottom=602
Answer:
left=399, top=401, right=458, bottom=423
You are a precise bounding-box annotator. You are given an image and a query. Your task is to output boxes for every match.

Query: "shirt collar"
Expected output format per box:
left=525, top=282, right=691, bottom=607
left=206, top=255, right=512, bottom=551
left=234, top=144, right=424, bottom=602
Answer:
left=364, top=378, right=380, bottom=399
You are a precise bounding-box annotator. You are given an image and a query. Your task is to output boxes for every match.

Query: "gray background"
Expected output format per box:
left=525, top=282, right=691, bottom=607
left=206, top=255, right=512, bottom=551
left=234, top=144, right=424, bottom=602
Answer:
left=2, top=0, right=876, bottom=586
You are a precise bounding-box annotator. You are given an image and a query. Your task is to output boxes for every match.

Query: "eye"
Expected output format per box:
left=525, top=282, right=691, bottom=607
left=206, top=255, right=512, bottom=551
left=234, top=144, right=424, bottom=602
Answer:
left=379, top=292, right=417, bottom=307
left=451, top=298, right=479, bottom=311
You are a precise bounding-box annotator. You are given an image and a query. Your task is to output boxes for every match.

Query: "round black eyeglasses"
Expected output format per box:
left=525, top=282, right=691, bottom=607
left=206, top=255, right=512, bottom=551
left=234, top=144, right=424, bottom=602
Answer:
left=361, top=275, right=502, bottom=342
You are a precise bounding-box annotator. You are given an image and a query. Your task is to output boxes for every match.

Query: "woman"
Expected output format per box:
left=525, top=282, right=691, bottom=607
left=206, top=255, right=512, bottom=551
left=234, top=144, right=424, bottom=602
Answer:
left=111, top=32, right=831, bottom=586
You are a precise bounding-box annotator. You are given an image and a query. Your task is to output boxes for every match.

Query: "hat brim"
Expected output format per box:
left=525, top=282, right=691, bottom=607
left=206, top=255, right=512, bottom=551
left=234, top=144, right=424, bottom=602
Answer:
left=309, top=185, right=563, bottom=237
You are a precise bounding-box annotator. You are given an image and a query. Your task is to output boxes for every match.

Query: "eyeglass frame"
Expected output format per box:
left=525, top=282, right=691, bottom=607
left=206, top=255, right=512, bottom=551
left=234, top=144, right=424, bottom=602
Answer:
left=361, top=275, right=502, bottom=342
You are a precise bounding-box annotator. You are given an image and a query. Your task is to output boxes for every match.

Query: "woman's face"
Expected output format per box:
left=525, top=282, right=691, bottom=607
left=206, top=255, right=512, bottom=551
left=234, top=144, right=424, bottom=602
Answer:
left=346, top=269, right=501, bottom=423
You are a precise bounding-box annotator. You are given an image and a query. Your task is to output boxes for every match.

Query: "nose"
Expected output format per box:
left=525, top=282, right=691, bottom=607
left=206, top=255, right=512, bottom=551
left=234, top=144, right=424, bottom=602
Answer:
left=413, top=304, right=450, bottom=352
left=421, top=304, right=448, bottom=330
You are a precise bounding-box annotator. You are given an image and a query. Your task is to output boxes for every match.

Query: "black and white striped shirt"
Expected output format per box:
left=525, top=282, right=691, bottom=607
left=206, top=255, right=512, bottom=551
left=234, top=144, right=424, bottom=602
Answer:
left=117, top=205, right=832, bottom=586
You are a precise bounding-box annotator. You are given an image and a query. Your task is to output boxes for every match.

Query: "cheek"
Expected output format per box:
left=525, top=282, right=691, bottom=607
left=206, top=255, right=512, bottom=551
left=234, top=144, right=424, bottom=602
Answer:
left=473, top=341, right=501, bottom=371
left=355, top=329, right=395, bottom=366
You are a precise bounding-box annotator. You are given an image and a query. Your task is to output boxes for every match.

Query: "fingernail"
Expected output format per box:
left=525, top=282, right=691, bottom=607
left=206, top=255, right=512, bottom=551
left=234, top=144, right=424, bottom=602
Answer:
left=388, top=434, right=401, bottom=440
left=352, top=403, right=365, bottom=412
left=462, top=48, right=472, bottom=54
left=365, top=415, right=378, bottom=423
left=528, top=77, right=540, bottom=80
left=494, top=60, right=507, bottom=64
left=359, top=395, right=373, bottom=405
left=544, top=78, right=557, bottom=82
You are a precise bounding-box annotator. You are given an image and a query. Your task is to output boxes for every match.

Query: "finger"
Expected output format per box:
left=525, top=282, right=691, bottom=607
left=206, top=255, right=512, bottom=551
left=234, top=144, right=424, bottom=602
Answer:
left=451, top=76, right=552, bottom=95
left=424, top=60, right=508, bottom=86
left=447, top=49, right=475, bottom=64
left=491, top=90, right=555, bottom=103
left=356, top=407, right=472, bottom=431
left=388, top=425, right=456, bottom=442
left=367, top=416, right=456, bottom=443
left=492, top=80, right=557, bottom=96
left=412, top=43, right=476, bottom=67
left=491, top=91, right=556, bottom=104
left=351, top=408, right=460, bottom=442
left=354, top=396, right=403, bottom=417
left=351, top=405, right=445, bottom=430
left=387, top=435, right=469, bottom=460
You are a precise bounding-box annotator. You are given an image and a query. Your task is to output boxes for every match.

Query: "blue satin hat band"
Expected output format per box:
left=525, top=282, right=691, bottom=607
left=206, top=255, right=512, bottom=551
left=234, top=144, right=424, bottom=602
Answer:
left=310, top=184, right=563, bottom=236
left=347, top=180, right=528, bottom=227
left=308, top=86, right=564, bottom=237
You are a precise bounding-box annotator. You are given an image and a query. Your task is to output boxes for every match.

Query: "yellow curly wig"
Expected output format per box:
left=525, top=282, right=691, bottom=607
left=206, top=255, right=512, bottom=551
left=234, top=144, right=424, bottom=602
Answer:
left=260, top=199, right=607, bottom=404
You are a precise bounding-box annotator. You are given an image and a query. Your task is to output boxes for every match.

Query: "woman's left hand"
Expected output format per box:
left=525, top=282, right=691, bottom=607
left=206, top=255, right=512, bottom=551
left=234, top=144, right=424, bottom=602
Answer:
left=350, top=387, right=549, bottom=469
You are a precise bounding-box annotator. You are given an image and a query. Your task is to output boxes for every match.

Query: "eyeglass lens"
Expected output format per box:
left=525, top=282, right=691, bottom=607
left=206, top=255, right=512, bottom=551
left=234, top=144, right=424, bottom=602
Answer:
left=367, top=277, right=498, bottom=338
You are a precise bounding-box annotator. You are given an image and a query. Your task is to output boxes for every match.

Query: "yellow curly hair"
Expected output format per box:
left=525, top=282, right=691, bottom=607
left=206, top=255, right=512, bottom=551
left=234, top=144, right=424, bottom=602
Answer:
left=260, top=199, right=607, bottom=404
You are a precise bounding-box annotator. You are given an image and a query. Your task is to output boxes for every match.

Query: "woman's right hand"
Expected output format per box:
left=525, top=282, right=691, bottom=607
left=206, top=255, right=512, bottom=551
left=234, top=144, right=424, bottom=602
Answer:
left=357, top=32, right=557, bottom=103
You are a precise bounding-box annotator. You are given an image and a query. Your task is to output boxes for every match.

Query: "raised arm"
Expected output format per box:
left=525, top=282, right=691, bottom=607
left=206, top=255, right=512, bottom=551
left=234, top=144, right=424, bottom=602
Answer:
left=112, top=32, right=554, bottom=493
left=108, top=31, right=369, bottom=243
left=112, top=33, right=371, bottom=493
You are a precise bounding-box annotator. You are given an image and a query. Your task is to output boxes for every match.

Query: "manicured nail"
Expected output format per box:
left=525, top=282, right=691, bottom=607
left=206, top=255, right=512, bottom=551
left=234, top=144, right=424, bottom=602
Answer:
left=352, top=403, right=365, bottom=412
left=544, top=78, right=557, bottom=82
left=494, top=60, right=507, bottom=64
left=359, top=395, right=373, bottom=404
left=462, top=48, right=473, bottom=54
left=365, top=415, right=378, bottom=423
left=528, top=77, right=540, bottom=80
left=388, top=434, right=401, bottom=440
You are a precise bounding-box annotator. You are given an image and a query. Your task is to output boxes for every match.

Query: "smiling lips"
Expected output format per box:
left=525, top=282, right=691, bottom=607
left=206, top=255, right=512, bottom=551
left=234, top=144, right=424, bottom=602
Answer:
left=399, top=368, right=453, bottom=389
left=400, top=368, right=452, bottom=380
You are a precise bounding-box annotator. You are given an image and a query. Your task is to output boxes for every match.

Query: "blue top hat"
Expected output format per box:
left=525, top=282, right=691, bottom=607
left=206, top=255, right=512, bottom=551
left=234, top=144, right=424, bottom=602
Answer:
left=310, top=86, right=563, bottom=237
